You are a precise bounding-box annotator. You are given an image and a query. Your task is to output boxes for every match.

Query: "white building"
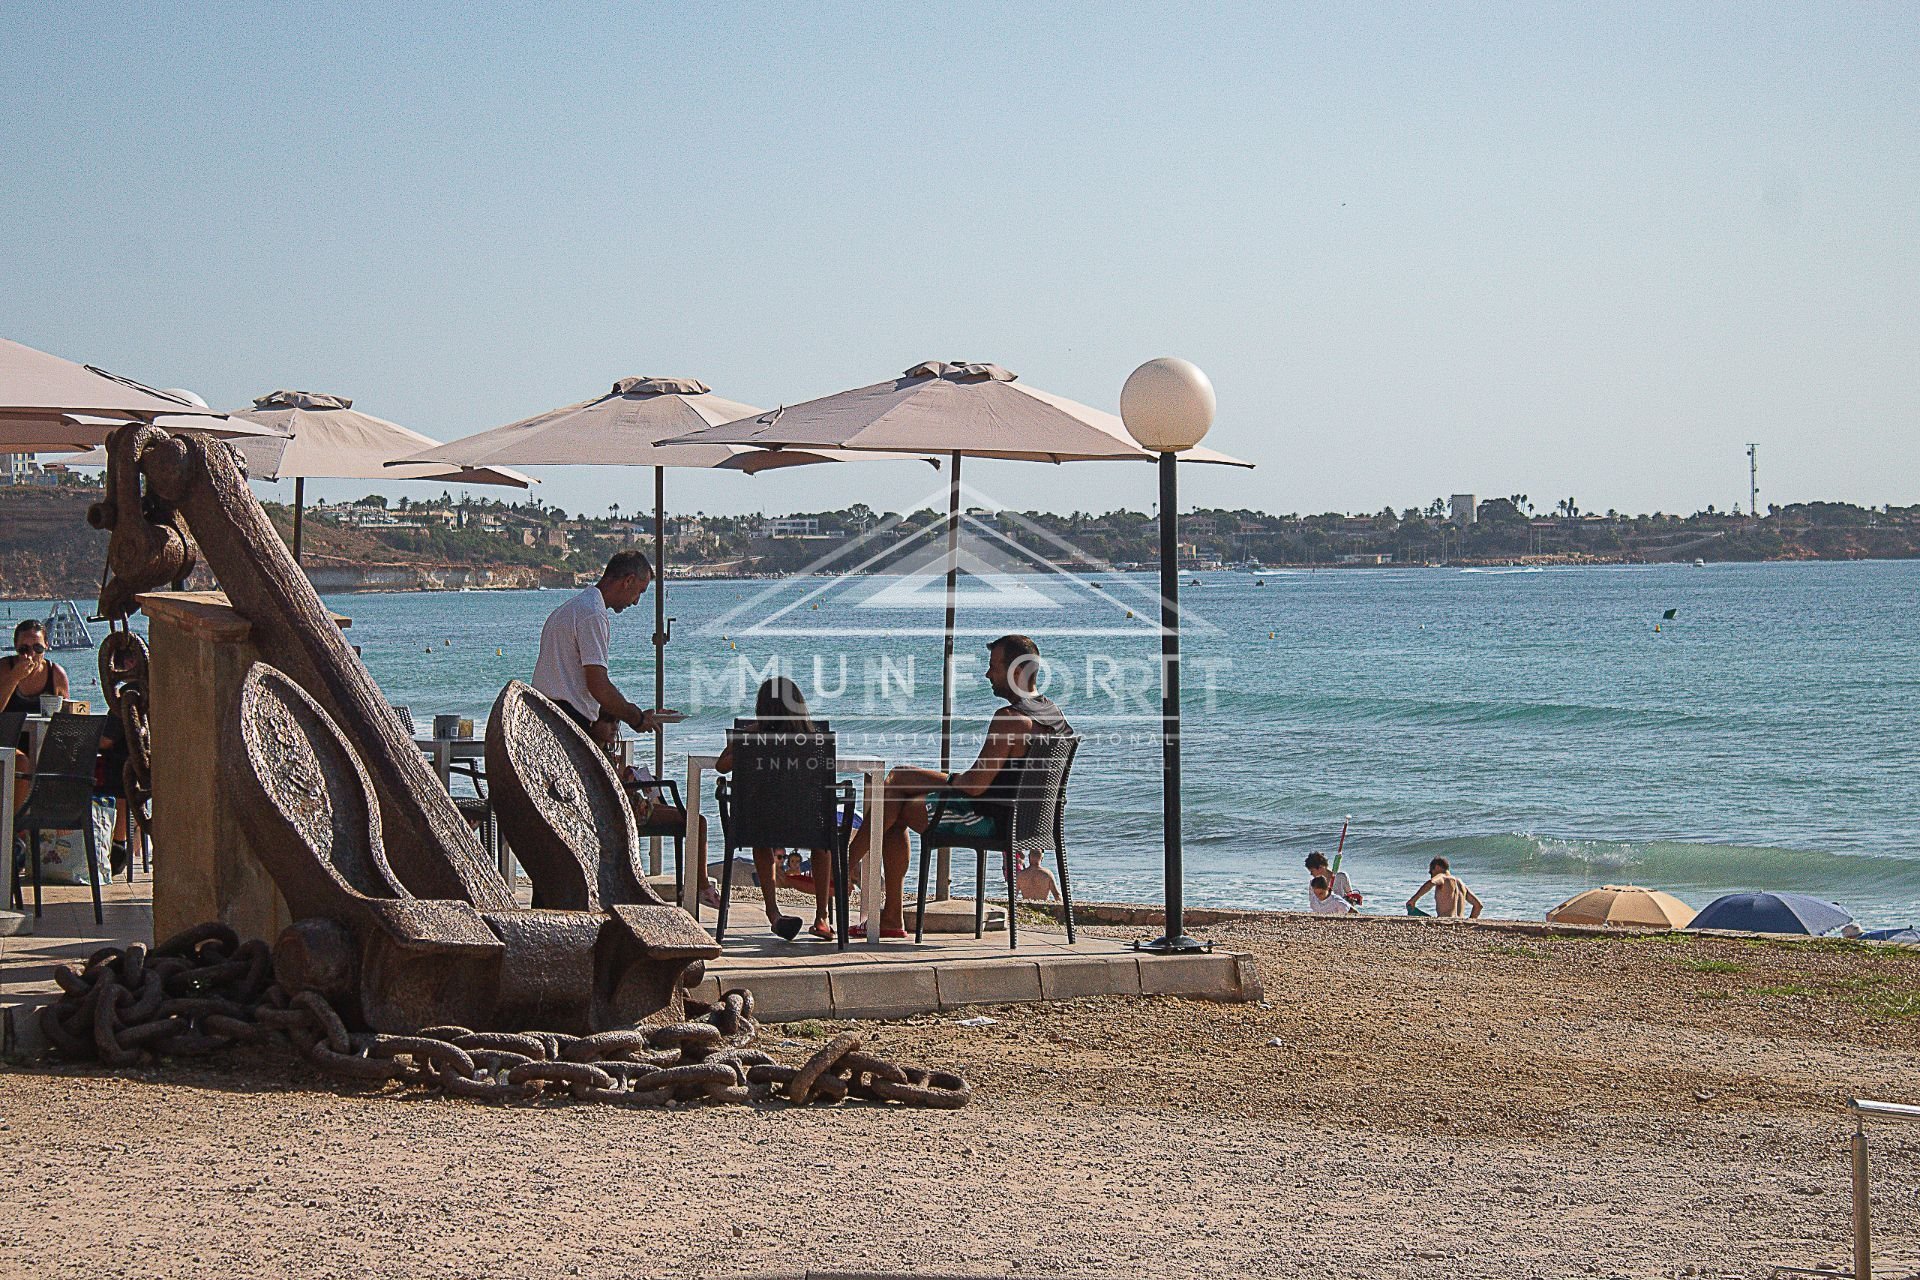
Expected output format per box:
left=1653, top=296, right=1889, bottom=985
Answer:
left=1450, top=494, right=1478, bottom=526
left=762, top=516, right=821, bottom=538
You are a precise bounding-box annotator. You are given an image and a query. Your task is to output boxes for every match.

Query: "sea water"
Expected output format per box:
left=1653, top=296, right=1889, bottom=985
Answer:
left=22, top=559, right=1920, bottom=926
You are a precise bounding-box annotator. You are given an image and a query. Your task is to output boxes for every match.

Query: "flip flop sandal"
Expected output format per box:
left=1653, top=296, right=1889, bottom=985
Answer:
left=806, top=921, right=836, bottom=942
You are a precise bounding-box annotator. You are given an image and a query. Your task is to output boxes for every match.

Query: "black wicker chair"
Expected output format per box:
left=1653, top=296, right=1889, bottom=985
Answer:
left=10, top=714, right=111, bottom=925
left=714, top=727, right=855, bottom=948
left=914, top=732, right=1080, bottom=949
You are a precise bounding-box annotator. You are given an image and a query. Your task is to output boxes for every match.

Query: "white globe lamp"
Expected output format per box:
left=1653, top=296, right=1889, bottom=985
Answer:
left=1121, top=357, right=1216, bottom=454
left=1125, top=356, right=1215, bottom=957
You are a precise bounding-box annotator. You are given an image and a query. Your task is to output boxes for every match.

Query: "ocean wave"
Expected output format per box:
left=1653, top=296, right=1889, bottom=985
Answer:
left=1212, top=690, right=1717, bottom=730
left=1401, top=833, right=1920, bottom=899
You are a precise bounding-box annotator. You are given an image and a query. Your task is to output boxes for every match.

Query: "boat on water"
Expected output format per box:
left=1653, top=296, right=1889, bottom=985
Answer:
left=41, top=600, right=96, bottom=651
left=1693, top=558, right=1706, bottom=567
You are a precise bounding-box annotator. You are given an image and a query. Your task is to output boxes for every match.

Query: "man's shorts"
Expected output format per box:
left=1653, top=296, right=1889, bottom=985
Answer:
left=925, top=792, right=1002, bottom=843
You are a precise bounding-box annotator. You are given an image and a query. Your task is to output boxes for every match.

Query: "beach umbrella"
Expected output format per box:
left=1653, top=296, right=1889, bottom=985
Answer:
left=1860, top=926, right=1920, bottom=944
left=1546, top=884, right=1696, bottom=929
left=390, top=374, right=930, bottom=801
left=228, top=390, right=533, bottom=563
left=0, top=337, right=272, bottom=450
left=1687, top=891, right=1853, bottom=936
left=660, top=359, right=1254, bottom=889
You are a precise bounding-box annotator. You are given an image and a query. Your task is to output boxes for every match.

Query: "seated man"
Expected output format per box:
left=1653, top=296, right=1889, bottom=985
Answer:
left=847, top=634, right=1070, bottom=938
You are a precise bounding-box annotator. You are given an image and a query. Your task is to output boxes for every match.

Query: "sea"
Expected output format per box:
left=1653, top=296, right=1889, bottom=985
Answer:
left=14, top=559, right=1920, bottom=928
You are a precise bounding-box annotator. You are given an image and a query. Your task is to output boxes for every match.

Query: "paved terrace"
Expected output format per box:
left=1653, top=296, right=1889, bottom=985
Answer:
left=0, top=877, right=1261, bottom=1056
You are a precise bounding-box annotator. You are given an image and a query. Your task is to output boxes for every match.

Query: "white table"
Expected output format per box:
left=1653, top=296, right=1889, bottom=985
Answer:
left=681, top=750, right=889, bottom=949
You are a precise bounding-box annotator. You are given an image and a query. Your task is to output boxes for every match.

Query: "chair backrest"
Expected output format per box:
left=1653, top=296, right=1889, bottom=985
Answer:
left=0, top=709, right=25, bottom=750
left=1005, top=732, right=1081, bottom=852
left=389, top=705, right=415, bottom=736
left=721, top=728, right=841, bottom=850
left=21, top=713, right=109, bottom=823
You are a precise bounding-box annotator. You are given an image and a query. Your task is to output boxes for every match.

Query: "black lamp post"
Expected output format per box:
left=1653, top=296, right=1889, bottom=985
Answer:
left=1121, top=357, right=1217, bottom=955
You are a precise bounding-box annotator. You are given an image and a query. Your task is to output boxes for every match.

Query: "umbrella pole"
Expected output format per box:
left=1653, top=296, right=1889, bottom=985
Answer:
left=936, top=451, right=961, bottom=901
left=291, top=477, right=305, bottom=566
left=652, top=466, right=667, bottom=878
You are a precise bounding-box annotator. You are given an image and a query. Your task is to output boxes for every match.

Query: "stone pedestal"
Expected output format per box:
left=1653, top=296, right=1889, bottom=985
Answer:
left=137, top=591, right=350, bottom=945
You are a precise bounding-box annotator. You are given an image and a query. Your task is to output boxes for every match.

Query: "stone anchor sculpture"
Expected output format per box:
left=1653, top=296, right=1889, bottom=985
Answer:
left=92, top=423, right=718, bottom=1033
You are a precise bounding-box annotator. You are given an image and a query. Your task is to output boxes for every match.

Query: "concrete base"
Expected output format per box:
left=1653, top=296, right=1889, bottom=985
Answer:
left=2, top=877, right=1262, bottom=1054
left=692, top=929, right=1261, bottom=1022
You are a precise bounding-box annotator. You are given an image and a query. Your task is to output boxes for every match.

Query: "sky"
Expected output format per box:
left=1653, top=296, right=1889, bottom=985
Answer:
left=3, top=2, right=1916, bottom=519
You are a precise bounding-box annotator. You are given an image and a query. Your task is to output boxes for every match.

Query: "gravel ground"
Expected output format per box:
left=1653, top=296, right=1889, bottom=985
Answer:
left=4, top=914, right=1919, bottom=1279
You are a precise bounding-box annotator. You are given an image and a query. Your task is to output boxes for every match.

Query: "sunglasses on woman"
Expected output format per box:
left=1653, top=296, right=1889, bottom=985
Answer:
left=16, top=644, right=47, bottom=655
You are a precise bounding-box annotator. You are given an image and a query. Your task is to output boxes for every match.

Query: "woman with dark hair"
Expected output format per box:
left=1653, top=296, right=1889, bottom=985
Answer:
left=715, top=675, right=835, bottom=941
left=1, top=619, right=68, bottom=809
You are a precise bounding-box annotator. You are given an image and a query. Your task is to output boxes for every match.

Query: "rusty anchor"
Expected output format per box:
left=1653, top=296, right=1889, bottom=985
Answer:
left=95, top=424, right=718, bottom=1034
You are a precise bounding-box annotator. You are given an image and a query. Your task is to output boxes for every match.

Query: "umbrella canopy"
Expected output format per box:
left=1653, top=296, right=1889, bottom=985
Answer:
left=0, top=338, right=272, bottom=451
left=1688, top=891, right=1853, bottom=936
left=660, top=361, right=1252, bottom=467
left=231, top=390, right=532, bottom=487
left=1860, top=926, right=1920, bottom=943
left=388, top=375, right=915, bottom=474
left=1547, top=884, right=1696, bottom=929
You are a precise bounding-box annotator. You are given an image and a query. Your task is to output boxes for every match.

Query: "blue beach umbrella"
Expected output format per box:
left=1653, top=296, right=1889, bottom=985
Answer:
left=1687, top=892, right=1853, bottom=936
left=1861, top=926, right=1920, bottom=944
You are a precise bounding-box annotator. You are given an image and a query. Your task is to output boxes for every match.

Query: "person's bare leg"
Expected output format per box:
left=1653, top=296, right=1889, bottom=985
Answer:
left=810, top=847, right=833, bottom=929
left=881, top=795, right=933, bottom=932
left=751, top=847, right=785, bottom=924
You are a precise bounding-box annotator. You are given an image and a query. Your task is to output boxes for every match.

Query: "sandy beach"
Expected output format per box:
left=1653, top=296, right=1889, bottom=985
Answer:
left=4, top=912, right=1916, bottom=1280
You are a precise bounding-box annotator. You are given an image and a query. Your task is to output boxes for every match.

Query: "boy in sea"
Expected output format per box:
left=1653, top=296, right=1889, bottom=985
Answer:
left=1307, top=875, right=1354, bottom=915
left=1304, top=850, right=1362, bottom=909
left=1406, top=856, right=1484, bottom=918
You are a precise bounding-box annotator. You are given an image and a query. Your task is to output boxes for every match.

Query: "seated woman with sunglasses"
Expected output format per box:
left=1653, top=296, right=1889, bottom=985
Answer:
left=1, top=619, right=69, bottom=809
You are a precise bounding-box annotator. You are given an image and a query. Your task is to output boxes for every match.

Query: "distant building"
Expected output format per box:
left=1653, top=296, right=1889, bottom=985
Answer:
left=1337, top=553, right=1394, bottom=565
left=0, top=453, right=37, bottom=485
left=762, top=517, right=821, bottom=538
left=1450, top=494, right=1478, bottom=526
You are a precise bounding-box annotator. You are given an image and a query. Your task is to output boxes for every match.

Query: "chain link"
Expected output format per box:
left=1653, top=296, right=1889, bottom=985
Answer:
left=42, top=924, right=970, bottom=1109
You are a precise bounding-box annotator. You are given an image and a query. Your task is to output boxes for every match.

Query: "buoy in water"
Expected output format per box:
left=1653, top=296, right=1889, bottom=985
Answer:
left=496, top=647, right=503, bottom=656
left=443, top=639, right=450, bottom=646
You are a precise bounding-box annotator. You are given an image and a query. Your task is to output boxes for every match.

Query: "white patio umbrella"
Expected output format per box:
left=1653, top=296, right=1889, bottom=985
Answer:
left=392, top=374, right=933, bottom=799
left=662, top=360, right=1254, bottom=885
left=0, top=336, right=275, bottom=450
left=228, top=390, right=533, bottom=563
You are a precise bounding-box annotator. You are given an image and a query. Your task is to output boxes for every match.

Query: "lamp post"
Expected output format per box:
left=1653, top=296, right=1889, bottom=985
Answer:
left=1122, top=357, right=1216, bottom=955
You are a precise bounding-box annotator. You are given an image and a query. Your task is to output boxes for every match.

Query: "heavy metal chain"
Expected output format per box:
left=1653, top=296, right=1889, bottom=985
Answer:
left=97, top=626, right=153, bottom=825
left=41, top=923, right=970, bottom=1109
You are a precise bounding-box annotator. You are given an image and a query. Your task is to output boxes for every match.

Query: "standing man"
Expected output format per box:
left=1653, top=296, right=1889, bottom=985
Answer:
left=533, top=550, right=674, bottom=743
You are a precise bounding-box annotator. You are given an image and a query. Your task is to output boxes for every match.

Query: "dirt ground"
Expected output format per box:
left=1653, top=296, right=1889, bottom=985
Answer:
left=4, top=913, right=1919, bottom=1280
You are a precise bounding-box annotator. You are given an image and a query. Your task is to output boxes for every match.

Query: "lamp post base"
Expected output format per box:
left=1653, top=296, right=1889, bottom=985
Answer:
left=1134, top=933, right=1212, bottom=955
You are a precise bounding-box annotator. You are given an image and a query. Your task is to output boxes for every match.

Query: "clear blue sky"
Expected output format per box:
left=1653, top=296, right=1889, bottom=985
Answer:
left=4, top=2, right=1915, bottom=519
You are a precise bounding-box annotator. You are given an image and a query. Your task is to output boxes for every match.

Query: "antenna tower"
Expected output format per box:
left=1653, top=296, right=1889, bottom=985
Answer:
left=1746, top=443, right=1759, bottom=519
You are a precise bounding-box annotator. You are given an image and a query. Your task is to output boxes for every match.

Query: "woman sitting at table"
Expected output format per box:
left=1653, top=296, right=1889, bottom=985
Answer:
left=715, top=676, right=835, bottom=942
left=1, top=619, right=67, bottom=809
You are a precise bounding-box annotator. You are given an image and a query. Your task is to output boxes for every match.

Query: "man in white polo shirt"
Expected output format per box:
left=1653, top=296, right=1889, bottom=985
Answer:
left=533, top=549, right=668, bottom=742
